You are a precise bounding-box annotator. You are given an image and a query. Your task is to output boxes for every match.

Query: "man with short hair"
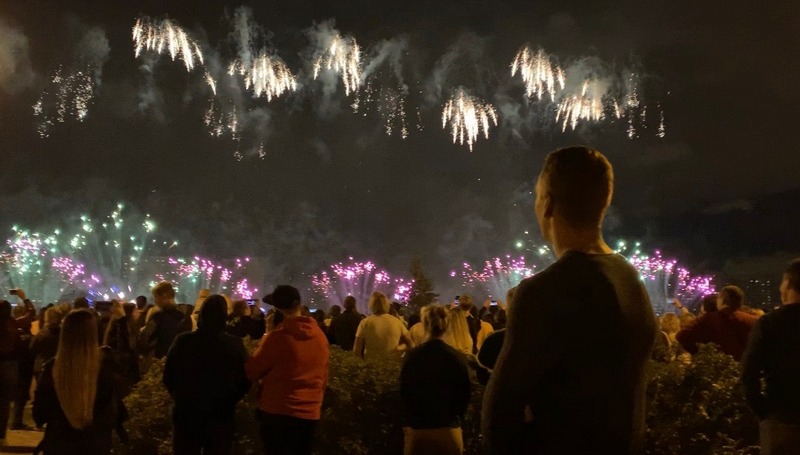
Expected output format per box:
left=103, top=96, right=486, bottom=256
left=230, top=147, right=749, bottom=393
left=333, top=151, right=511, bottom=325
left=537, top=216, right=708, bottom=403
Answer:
left=329, top=296, right=363, bottom=351
left=676, top=285, right=758, bottom=361
left=246, top=285, right=329, bottom=455
left=163, top=295, right=250, bottom=455
left=741, top=260, right=800, bottom=454
left=483, top=146, right=657, bottom=454
left=139, top=281, right=192, bottom=358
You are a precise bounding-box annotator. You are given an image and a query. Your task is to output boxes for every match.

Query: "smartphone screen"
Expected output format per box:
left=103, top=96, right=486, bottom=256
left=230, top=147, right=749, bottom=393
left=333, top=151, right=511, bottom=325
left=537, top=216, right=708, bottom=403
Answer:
left=454, top=295, right=460, bottom=304
left=490, top=300, right=498, bottom=306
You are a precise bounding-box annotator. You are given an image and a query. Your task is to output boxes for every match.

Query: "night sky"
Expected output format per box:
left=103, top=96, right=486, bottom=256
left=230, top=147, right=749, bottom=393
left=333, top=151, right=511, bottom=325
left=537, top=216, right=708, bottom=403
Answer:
left=1, top=0, right=798, bottom=288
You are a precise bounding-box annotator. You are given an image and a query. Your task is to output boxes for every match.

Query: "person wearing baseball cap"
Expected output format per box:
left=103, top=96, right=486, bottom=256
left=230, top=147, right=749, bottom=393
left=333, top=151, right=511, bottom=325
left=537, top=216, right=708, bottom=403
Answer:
left=246, top=285, right=329, bottom=455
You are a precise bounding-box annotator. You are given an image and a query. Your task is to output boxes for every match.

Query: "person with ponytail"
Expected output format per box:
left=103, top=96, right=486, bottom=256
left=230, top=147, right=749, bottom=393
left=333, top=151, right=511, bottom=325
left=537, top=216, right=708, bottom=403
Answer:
left=400, top=304, right=471, bottom=455
left=33, top=310, right=124, bottom=454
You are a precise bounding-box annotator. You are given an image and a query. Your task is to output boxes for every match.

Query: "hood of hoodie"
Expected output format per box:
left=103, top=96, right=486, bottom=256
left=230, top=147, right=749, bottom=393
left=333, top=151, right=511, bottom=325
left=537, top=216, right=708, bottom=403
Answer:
left=279, top=316, right=318, bottom=341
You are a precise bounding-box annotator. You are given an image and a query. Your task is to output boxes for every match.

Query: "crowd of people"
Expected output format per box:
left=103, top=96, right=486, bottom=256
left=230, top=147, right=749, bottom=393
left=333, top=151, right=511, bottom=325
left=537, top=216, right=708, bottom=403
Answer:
left=0, top=146, right=798, bottom=455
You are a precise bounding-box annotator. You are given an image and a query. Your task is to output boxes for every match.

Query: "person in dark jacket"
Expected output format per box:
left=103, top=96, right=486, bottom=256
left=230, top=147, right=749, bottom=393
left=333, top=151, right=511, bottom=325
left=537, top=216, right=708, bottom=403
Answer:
left=138, top=282, right=191, bottom=359
left=741, top=259, right=800, bottom=454
left=0, top=291, right=36, bottom=443
left=164, top=295, right=250, bottom=455
left=329, top=296, right=363, bottom=351
left=226, top=300, right=265, bottom=340
left=400, top=304, right=471, bottom=455
left=11, top=302, right=35, bottom=430
left=33, top=310, right=125, bottom=455
left=103, top=301, right=141, bottom=396
left=30, top=306, right=67, bottom=376
left=483, top=147, right=657, bottom=454
left=676, top=285, right=759, bottom=361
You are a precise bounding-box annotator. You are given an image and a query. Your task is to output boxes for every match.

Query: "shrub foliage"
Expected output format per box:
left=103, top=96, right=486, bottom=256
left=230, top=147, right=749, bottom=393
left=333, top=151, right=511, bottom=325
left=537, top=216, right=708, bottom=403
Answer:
left=118, top=343, right=759, bottom=454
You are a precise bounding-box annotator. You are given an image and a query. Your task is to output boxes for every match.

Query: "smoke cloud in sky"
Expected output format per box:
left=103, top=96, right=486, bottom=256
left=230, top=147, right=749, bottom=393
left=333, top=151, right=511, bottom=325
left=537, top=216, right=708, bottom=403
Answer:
left=0, top=18, right=35, bottom=93
left=1, top=0, right=798, bottom=288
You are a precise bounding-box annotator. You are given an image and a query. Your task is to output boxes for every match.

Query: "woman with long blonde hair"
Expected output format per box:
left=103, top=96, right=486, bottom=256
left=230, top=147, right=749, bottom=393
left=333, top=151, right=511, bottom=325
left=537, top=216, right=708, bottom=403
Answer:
left=33, top=310, right=122, bottom=454
left=442, top=307, right=473, bottom=356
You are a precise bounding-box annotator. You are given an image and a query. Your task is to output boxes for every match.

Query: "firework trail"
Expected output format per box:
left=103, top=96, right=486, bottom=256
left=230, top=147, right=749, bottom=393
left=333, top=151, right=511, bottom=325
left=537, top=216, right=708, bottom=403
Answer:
left=228, top=50, right=297, bottom=101
left=511, top=46, right=565, bottom=101
left=442, top=88, right=498, bottom=151
left=132, top=17, right=204, bottom=72
left=313, top=34, right=362, bottom=96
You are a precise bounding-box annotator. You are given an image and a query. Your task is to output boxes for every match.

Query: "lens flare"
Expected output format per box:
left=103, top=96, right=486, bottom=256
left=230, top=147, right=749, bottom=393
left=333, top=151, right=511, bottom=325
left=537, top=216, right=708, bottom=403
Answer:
left=442, top=89, right=498, bottom=152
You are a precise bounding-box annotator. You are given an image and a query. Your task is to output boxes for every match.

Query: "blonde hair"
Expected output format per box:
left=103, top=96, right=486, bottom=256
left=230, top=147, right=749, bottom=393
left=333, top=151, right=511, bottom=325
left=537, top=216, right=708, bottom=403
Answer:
left=660, top=313, right=681, bottom=334
left=368, top=291, right=391, bottom=315
left=44, top=306, right=66, bottom=327
left=442, top=307, right=472, bottom=355
left=421, top=304, right=450, bottom=338
left=151, top=281, right=176, bottom=300
left=53, top=310, right=101, bottom=429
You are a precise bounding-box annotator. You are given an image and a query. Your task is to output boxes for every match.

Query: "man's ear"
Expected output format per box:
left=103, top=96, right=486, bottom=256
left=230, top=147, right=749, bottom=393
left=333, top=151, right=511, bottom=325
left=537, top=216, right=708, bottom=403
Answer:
left=543, top=193, right=554, bottom=218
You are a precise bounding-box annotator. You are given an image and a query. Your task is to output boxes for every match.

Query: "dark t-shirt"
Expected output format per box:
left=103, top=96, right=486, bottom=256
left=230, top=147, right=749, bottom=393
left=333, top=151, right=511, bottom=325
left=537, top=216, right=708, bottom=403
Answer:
left=741, top=302, right=800, bottom=423
left=482, top=251, right=657, bottom=454
left=330, top=310, right=363, bottom=351
left=400, top=339, right=471, bottom=429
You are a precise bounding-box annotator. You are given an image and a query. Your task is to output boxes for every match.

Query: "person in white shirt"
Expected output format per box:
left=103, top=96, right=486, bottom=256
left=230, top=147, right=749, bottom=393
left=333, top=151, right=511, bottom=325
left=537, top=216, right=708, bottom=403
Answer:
left=354, top=291, right=414, bottom=360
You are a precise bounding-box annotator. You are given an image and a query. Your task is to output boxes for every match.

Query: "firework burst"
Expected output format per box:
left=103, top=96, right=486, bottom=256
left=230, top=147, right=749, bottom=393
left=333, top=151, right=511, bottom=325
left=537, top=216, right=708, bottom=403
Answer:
left=228, top=51, right=298, bottom=101
left=442, top=89, right=498, bottom=152
left=311, top=258, right=413, bottom=312
left=132, top=17, right=204, bottom=72
left=313, top=34, right=362, bottom=96
left=454, top=255, right=536, bottom=299
left=33, top=66, right=96, bottom=138
left=511, top=46, right=565, bottom=101
left=555, top=79, right=605, bottom=132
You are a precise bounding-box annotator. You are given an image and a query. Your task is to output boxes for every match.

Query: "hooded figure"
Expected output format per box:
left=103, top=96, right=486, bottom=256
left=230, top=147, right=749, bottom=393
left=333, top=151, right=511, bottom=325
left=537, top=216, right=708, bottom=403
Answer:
left=163, top=294, right=250, bottom=455
left=245, top=285, right=330, bottom=455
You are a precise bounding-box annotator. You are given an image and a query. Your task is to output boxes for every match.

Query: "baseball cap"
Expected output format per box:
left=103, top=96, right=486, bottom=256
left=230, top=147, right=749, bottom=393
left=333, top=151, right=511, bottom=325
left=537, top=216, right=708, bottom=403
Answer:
left=262, top=285, right=301, bottom=310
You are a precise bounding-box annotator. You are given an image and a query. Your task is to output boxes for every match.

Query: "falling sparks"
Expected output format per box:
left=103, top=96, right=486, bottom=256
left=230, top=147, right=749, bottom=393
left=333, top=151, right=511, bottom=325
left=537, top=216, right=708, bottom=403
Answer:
left=313, top=34, right=362, bottom=96
left=228, top=51, right=298, bottom=101
left=555, top=80, right=604, bottom=132
left=160, top=256, right=257, bottom=299
left=511, top=46, right=565, bottom=101
left=203, top=97, right=239, bottom=139
left=33, top=66, right=96, bottom=138
left=311, top=257, right=413, bottom=312
left=132, top=17, right=204, bottom=72
left=455, top=256, right=536, bottom=298
left=442, top=89, right=498, bottom=152
left=354, top=77, right=410, bottom=138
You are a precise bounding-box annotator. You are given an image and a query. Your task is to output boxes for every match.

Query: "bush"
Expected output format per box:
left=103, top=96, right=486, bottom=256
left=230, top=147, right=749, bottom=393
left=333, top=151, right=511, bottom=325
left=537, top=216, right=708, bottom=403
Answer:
left=117, top=342, right=760, bottom=455
left=645, top=344, right=759, bottom=455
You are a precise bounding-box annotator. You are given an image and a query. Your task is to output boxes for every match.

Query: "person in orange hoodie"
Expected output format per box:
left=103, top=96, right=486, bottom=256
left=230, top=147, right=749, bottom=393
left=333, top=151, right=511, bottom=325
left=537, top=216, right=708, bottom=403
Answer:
left=246, top=285, right=329, bottom=455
